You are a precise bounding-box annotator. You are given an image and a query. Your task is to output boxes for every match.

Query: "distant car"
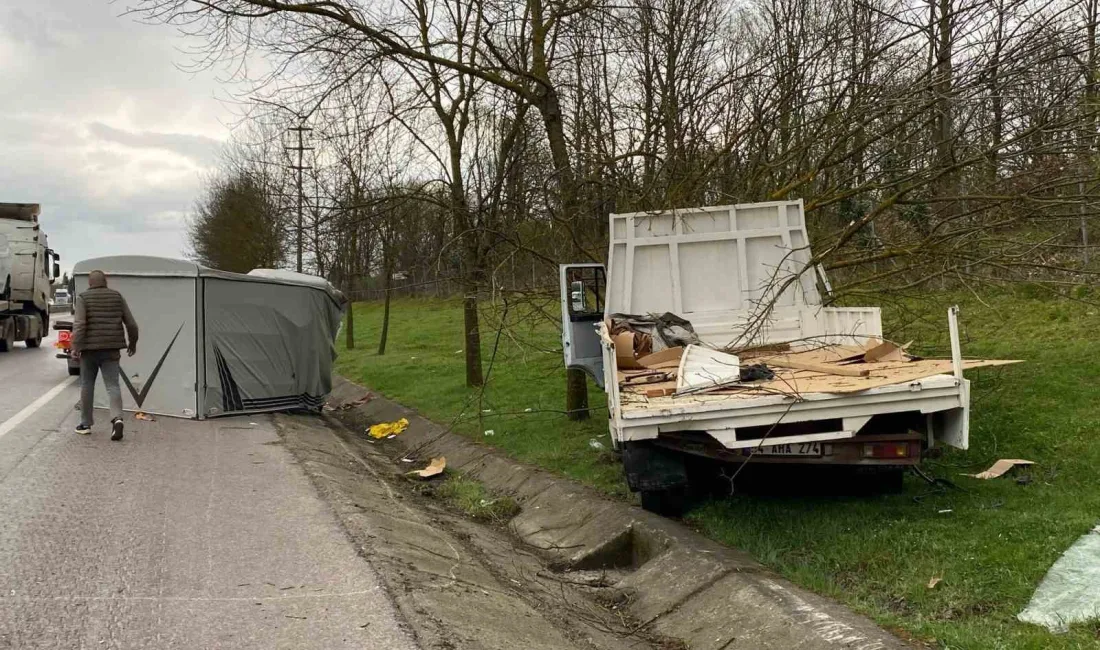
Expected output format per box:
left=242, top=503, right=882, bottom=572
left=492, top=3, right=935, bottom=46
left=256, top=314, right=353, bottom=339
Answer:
left=53, top=320, right=79, bottom=376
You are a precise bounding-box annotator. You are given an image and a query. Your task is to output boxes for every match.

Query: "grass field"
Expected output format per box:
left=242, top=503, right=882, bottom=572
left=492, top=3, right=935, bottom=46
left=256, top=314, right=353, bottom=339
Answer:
left=335, top=290, right=1100, bottom=649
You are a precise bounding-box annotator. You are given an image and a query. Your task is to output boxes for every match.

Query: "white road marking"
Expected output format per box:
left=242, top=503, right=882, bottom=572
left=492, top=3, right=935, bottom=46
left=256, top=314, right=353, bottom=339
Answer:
left=0, top=375, right=79, bottom=439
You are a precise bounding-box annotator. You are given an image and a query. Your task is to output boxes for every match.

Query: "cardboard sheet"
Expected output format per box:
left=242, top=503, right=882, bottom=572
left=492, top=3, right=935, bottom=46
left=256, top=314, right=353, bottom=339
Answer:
left=967, top=458, right=1034, bottom=479
left=636, top=347, right=684, bottom=369
left=614, top=332, right=644, bottom=369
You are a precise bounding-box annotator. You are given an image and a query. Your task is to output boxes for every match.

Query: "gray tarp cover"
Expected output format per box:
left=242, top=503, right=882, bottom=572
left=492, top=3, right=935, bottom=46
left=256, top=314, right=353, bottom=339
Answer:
left=73, top=256, right=346, bottom=419
left=203, top=276, right=344, bottom=416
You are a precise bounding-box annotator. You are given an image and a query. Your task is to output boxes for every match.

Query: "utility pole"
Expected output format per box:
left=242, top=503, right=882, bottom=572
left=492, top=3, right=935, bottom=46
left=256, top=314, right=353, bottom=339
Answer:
left=286, top=122, right=313, bottom=273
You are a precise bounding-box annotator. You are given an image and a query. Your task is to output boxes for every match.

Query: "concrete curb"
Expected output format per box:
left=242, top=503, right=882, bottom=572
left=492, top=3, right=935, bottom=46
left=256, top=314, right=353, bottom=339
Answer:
left=328, top=377, right=910, bottom=650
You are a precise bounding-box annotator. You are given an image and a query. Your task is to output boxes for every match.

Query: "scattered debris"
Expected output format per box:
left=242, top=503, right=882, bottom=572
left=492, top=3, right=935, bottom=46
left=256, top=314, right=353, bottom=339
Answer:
left=612, top=331, right=653, bottom=369
left=739, top=363, right=775, bottom=382
left=407, top=457, right=446, bottom=479
left=588, top=439, right=604, bottom=450
left=967, top=459, right=1035, bottom=480
left=938, top=509, right=953, bottom=514
left=610, top=312, right=700, bottom=351
left=644, top=386, right=677, bottom=398
left=862, top=340, right=913, bottom=363
left=675, top=345, right=741, bottom=395
left=1019, top=525, right=1100, bottom=633
left=134, top=412, right=155, bottom=422
left=635, top=346, right=684, bottom=369
left=333, top=394, right=372, bottom=411
left=927, top=576, right=943, bottom=589
left=483, top=429, right=495, bottom=437
left=368, top=418, right=409, bottom=439
left=765, top=355, right=870, bottom=377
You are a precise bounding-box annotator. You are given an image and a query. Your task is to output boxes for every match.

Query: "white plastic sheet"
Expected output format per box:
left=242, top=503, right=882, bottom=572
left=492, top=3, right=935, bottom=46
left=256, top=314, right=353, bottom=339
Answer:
left=1018, top=525, right=1100, bottom=633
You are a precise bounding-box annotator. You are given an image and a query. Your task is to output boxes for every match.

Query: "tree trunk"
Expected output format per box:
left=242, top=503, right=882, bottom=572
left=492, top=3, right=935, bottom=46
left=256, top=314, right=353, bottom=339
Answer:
left=346, top=224, right=357, bottom=350
left=529, top=27, right=590, bottom=419
left=463, top=283, right=484, bottom=387
left=378, top=246, right=392, bottom=356
left=566, top=368, right=590, bottom=421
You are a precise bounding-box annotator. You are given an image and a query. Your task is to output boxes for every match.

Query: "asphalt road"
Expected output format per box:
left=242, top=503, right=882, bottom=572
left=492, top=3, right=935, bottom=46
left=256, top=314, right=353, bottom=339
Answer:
left=0, top=322, right=418, bottom=649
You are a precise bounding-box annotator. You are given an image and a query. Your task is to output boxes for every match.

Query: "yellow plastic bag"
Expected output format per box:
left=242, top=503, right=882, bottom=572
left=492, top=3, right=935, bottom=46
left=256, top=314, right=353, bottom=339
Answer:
left=368, top=418, right=409, bottom=439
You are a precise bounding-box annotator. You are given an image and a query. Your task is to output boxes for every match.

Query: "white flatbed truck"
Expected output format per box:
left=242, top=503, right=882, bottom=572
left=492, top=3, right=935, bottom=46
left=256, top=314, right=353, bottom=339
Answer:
left=560, top=201, right=976, bottom=514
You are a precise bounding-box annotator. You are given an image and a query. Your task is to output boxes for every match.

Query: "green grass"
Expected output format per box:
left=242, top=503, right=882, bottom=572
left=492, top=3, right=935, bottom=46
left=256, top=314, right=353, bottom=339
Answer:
left=434, top=476, right=523, bottom=523
left=336, top=298, right=627, bottom=496
left=336, top=290, right=1100, bottom=649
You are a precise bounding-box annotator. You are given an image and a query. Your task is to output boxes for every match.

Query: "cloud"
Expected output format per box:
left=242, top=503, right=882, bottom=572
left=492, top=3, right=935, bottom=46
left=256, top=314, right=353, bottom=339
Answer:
left=87, top=122, right=223, bottom=167
left=0, top=0, right=237, bottom=269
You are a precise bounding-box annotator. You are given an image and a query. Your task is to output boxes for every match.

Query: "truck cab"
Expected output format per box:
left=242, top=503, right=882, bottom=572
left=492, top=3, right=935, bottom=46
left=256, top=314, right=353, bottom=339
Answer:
left=561, top=201, right=986, bottom=514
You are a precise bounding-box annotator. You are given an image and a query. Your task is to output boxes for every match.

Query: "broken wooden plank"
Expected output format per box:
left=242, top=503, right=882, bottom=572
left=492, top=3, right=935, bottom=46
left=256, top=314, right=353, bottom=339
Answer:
left=765, top=356, right=871, bottom=377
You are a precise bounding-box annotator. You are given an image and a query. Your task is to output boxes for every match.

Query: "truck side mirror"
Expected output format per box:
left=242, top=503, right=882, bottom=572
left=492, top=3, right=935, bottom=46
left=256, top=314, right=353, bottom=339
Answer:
left=570, top=280, right=585, bottom=312
left=53, top=262, right=60, bottom=279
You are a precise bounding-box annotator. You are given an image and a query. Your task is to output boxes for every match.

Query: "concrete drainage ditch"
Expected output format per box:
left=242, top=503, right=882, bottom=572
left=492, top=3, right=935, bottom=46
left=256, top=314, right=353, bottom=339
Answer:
left=290, top=376, right=910, bottom=650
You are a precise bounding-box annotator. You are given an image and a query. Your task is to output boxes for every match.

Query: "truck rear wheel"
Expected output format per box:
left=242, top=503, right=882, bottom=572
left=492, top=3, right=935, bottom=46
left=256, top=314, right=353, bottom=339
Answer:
left=0, top=325, right=13, bottom=352
left=68, top=365, right=81, bottom=376
left=25, top=336, right=41, bottom=348
left=639, top=487, right=688, bottom=517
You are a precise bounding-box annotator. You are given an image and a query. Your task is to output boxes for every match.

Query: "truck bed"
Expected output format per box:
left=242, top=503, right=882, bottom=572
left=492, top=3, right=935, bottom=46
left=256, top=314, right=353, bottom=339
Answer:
left=608, top=341, right=1018, bottom=450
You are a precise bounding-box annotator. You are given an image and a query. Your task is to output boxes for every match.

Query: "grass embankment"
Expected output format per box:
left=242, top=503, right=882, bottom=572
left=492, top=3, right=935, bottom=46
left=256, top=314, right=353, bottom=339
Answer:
left=335, top=291, right=1100, bottom=649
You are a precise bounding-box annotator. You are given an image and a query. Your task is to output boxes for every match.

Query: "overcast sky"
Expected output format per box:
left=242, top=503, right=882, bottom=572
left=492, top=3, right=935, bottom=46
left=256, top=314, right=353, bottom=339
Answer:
left=0, top=0, right=234, bottom=274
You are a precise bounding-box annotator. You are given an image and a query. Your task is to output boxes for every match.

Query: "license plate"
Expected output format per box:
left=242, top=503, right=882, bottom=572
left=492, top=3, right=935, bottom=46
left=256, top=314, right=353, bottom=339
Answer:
left=755, top=442, right=822, bottom=456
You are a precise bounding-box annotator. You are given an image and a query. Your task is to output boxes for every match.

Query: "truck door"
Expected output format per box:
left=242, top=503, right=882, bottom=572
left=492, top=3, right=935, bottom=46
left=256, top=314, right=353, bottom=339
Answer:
left=560, top=264, right=606, bottom=387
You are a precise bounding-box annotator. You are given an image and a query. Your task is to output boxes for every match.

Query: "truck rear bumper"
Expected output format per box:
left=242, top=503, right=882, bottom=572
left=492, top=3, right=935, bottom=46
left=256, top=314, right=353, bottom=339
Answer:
left=614, top=375, right=970, bottom=453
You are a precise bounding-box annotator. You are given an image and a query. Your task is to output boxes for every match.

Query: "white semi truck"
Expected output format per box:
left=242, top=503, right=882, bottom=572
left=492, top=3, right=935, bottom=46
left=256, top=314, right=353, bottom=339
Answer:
left=0, top=203, right=61, bottom=352
left=560, top=200, right=1002, bottom=514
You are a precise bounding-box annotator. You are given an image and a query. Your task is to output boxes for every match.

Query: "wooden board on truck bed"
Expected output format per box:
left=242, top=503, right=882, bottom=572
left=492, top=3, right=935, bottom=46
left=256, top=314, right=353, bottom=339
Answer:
left=618, top=350, right=1021, bottom=407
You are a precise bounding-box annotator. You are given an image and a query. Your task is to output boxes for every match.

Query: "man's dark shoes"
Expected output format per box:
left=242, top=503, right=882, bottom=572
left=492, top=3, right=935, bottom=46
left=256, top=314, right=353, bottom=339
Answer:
left=111, top=419, right=124, bottom=441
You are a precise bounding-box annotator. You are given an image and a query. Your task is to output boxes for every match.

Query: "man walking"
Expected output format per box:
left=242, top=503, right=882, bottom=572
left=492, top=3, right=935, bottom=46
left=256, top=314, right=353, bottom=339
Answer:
left=72, top=270, right=139, bottom=441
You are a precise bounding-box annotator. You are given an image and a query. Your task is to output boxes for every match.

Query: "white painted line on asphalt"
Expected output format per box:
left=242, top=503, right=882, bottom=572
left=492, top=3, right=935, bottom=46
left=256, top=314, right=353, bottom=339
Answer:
left=0, top=375, right=79, bottom=439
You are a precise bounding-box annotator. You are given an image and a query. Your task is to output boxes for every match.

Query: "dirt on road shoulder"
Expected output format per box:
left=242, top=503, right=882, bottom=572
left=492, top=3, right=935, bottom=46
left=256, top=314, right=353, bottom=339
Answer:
left=275, top=412, right=682, bottom=650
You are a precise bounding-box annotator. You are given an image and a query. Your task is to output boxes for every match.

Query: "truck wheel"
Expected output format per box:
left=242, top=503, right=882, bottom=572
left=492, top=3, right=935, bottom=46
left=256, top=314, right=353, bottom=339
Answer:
left=0, top=326, right=13, bottom=352
left=640, top=487, right=688, bottom=517
left=25, top=336, right=41, bottom=348
left=68, top=365, right=81, bottom=376
left=873, top=468, right=906, bottom=494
